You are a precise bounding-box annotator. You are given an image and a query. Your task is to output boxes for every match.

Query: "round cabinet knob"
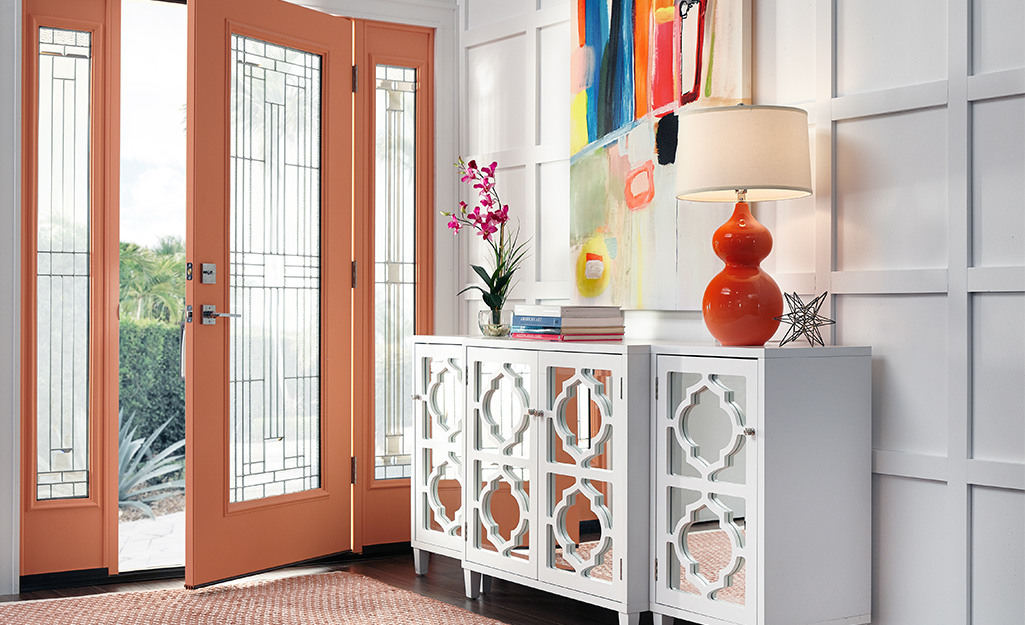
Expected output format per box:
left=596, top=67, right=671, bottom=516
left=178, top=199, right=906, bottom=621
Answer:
left=411, top=394, right=424, bottom=401
left=743, top=427, right=756, bottom=437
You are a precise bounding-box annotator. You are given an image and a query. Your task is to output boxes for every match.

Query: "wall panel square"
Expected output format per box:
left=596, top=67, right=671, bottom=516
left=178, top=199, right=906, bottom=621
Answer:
left=971, top=486, right=1025, bottom=624
left=872, top=475, right=951, bottom=625
left=538, top=21, right=570, bottom=148
left=972, top=0, right=1025, bottom=75
left=835, top=108, right=948, bottom=272
left=971, top=293, right=1025, bottom=464
left=971, top=96, right=1025, bottom=268
left=836, top=295, right=948, bottom=457
left=465, top=0, right=526, bottom=31
left=537, top=160, right=571, bottom=282
left=466, top=36, right=528, bottom=155
left=836, top=0, right=948, bottom=96
left=753, top=0, right=816, bottom=104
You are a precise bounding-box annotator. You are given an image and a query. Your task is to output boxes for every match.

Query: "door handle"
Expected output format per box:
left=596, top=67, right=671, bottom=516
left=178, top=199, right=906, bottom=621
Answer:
left=179, top=304, right=192, bottom=380
left=201, top=304, right=241, bottom=325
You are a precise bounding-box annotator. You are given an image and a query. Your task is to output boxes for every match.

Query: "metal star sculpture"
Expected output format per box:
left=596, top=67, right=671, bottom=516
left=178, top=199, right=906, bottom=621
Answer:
left=774, top=291, right=835, bottom=347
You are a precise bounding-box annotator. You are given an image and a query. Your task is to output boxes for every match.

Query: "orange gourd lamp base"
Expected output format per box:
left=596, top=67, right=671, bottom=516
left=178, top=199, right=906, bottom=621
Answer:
left=702, top=202, right=783, bottom=346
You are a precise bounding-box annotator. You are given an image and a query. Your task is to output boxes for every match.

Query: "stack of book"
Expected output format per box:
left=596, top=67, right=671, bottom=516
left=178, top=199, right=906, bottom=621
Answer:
left=509, top=305, right=624, bottom=342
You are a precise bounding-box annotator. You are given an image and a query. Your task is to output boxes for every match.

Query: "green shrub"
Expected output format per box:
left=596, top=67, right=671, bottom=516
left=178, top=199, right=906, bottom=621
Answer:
left=119, top=318, right=185, bottom=453
left=118, top=410, right=184, bottom=518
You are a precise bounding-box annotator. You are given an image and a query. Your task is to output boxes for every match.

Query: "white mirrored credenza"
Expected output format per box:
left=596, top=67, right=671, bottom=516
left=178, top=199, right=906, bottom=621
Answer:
left=411, top=336, right=871, bottom=625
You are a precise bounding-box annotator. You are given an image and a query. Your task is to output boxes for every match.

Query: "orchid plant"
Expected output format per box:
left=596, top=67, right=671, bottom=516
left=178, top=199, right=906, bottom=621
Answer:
left=443, top=158, right=529, bottom=323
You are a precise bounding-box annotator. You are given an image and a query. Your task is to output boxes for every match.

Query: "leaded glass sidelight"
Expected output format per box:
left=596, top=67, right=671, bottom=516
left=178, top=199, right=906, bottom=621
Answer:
left=228, top=34, right=322, bottom=503
left=374, top=65, right=417, bottom=480
left=36, top=27, right=93, bottom=501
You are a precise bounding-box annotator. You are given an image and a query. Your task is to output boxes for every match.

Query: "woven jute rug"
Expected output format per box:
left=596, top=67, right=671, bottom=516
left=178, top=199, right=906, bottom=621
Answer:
left=0, top=571, right=508, bottom=625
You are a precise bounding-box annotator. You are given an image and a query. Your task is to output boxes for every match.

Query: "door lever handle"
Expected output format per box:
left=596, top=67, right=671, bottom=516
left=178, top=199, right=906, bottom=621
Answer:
left=201, top=304, right=241, bottom=325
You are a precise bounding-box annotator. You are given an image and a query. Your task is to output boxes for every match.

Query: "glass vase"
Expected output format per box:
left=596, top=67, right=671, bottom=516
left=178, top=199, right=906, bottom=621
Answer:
left=477, top=308, right=511, bottom=337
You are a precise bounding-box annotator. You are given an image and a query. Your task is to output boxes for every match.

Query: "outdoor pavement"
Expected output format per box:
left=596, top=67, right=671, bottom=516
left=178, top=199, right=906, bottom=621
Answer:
left=118, top=511, right=185, bottom=571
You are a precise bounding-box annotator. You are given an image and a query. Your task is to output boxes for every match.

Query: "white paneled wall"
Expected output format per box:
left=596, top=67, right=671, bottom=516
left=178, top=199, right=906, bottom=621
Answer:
left=456, top=0, right=572, bottom=331
left=456, top=0, right=1025, bottom=622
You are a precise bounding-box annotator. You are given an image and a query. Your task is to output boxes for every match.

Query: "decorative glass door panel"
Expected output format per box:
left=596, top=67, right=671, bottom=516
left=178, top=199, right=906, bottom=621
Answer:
left=34, top=26, right=93, bottom=501
left=412, top=343, right=464, bottom=555
left=464, top=348, right=536, bottom=579
left=228, top=34, right=323, bottom=503
left=538, top=354, right=623, bottom=597
left=373, top=64, right=418, bottom=481
left=655, top=355, right=758, bottom=625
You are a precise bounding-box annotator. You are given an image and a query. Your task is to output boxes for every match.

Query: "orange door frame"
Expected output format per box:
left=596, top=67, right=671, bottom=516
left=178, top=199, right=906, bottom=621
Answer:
left=351, top=20, right=434, bottom=550
left=20, top=0, right=121, bottom=578
left=185, top=0, right=354, bottom=588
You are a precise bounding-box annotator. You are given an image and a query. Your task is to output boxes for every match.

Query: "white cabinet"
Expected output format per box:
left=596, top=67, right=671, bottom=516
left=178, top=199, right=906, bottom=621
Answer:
left=412, top=337, right=652, bottom=625
left=411, top=339, right=871, bottom=625
left=650, top=346, right=871, bottom=625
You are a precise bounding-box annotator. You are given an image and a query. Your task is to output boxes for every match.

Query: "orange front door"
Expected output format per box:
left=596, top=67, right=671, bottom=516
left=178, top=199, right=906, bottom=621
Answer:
left=185, top=0, right=353, bottom=588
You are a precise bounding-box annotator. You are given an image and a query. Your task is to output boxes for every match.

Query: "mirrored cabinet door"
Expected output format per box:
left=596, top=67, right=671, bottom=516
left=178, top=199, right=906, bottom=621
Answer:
left=654, top=355, right=759, bottom=625
left=464, top=347, right=538, bottom=579
left=537, top=352, right=624, bottom=598
left=411, top=344, right=465, bottom=556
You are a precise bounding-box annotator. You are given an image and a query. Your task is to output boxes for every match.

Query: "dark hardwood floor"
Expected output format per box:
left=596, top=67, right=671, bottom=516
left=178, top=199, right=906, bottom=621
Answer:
left=0, top=550, right=661, bottom=625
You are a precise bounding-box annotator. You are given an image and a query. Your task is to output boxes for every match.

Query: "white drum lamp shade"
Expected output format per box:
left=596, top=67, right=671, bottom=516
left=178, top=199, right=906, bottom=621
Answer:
left=676, top=105, right=812, bottom=202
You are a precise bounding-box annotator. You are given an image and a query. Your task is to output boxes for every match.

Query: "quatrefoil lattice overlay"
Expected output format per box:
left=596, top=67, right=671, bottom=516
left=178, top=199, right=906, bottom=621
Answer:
left=550, top=370, right=613, bottom=468
left=671, top=374, right=746, bottom=482
left=423, top=358, right=463, bottom=535
left=478, top=363, right=531, bottom=455
left=671, top=493, right=746, bottom=601
left=549, top=478, right=613, bottom=580
left=478, top=465, right=531, bottom=558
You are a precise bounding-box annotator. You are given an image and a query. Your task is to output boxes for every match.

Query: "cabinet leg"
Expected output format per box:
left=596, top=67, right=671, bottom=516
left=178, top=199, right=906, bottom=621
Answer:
left=463, top=569, right=482, bottom=599
left=480, top=574, right=493, bottom=594
left=651, top=613, right=675, bottom=625
left=412, top=549, right=430, bottom=576
left=617, top=612, right=640, bottom=625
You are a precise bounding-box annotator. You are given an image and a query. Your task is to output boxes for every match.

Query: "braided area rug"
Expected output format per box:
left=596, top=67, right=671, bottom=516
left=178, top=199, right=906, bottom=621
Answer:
left=0, top=571, right=509, bottom=625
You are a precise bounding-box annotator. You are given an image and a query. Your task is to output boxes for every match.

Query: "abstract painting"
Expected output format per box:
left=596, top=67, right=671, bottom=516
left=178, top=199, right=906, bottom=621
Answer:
left=570, top=0, right=749, bottom=309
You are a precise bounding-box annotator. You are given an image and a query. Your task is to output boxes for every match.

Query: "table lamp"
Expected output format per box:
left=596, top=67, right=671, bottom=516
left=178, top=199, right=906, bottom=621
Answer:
left=676, top=105, right=812, bottom=346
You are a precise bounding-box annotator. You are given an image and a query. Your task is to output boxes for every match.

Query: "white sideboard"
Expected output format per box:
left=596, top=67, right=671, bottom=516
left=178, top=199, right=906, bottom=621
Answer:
left=411, top=336, right=871, bottom=625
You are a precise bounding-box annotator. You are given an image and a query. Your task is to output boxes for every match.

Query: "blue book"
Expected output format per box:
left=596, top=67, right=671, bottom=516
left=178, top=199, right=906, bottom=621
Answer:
left=511, top=314, right=562, bottom=328
left=510, top=324, right=560, bottom=334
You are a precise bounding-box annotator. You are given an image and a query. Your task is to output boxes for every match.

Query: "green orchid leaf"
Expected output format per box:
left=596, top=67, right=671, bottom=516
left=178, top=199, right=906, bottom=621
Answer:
left=470, top=264, right=495, bottom=289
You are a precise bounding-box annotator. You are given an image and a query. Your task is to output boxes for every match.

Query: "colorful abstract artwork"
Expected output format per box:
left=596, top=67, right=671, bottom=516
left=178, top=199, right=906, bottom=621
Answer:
left=570, top=0, right=749, bottom=309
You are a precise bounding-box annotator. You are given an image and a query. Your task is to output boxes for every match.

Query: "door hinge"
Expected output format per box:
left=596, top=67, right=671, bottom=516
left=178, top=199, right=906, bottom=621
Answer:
left=351, top=456, right=357, bottom=484
left=186, top=262, right=193, bottom=281
left=619, top=558, right=623, bottom=581
left=655, top=377, right=659, bottom=400
left=351, top=260, right=358, bottom=288
left=654, top=557, right=658, bottom=581
left=352, top=64, right=359, bottom=93
left=620, top=378, right=623, bottom=400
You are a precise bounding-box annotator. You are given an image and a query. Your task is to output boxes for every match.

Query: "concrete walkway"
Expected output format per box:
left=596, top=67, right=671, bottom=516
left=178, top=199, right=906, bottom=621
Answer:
left=118, top=511, right=185, bottom=571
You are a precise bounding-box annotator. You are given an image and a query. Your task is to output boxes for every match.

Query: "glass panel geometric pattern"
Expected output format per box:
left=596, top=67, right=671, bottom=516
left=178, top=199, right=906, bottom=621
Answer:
left=374, top=64, right=417, bottom=480
left=228, top=34, right=322, bottom=503
left=35, top=27, right=92, bottom=501
left=466, top=354, right=534, bottom=573
left=664, top=371, right=749, bottom=605
left=543, top=366, right=615, bottom=585
left=418, top=355, right=463, bottom=537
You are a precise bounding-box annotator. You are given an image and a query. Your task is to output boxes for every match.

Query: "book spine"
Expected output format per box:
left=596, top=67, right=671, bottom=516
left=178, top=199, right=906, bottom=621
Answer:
left=511, top=315, right=562, bottom=328
left=513, top=305, right=562, bottom=317
left=509, top=332, right=562, bottom=341
left=509, top=325, right=560, bottom=335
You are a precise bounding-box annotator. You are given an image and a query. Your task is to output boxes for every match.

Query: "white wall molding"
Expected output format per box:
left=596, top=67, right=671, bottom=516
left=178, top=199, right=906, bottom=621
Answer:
left=0, top=0, right=21, bottom=597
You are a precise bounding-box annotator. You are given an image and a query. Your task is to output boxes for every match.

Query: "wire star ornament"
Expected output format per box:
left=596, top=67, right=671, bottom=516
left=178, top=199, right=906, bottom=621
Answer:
left=774, top=292, right=835, bottom=346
